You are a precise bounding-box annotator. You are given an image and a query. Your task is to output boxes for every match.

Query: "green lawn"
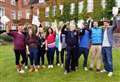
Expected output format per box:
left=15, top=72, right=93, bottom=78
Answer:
left=0, top=44, right=120, bottom=82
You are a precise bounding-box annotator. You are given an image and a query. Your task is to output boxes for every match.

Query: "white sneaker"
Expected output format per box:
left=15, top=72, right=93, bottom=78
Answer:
left=108, top=72, right=113, bottom=77
left=19, top=69, right=25, bottom=74
left=25, top=66, right=28, bottom=69
left=100, top=69, right=107, bottom=73
left=37, top=65, right=40, bottom=69
left=84, top=67, right=88, bottom=71
left=57, top=63, right=60, bottom=66
left=51, top=65, right=53, bottom=68
left=64, top=71, right=67, bottom=75
left=48, top=65, right=51, bottom=69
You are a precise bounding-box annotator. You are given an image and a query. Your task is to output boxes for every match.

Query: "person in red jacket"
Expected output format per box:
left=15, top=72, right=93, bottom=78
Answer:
left=45, top=27, right=56, bottom=69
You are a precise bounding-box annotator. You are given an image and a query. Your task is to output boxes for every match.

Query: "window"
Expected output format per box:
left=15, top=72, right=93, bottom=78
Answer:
left=79, top=1, right=83, bottom=13
left=53, top=5, right=56, bottom=16
left=23, top=0, right=28, bottom=5
left=11, top=10, right=16, bottom=19
left=0, top=7, right=5, bottom=17
left=45, top=7, right=49, bottom=17
left=116, top=0, right=120, bottom=8
left=59, top=5, right=63, bottom=15
left=11, top=0, right=16, bottom=6
left=70, top=3, right=75, bottom=14
left=87, top=0, right=93, bottom=12
left=39, top=0, right=45, bottom=3
left=18, top=10, right=22, bottom=20
left=0, top=0, right=5, bottom=2
left=26, top=9, right=30, bottom=19
left=101, top=0, right=106, bottom=9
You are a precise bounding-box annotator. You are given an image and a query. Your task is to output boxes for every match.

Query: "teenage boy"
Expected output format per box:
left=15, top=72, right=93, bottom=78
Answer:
left=101, top=16, right=117, bottom=77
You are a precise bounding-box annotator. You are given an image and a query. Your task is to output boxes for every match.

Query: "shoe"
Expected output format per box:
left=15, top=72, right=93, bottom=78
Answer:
left=89, top=67, right=93, bottom=71
left=19, top=69, right=25, bottom=74
left=48, top=65, right=51, bottom=69
left=51, top=65, right=53, bottom=68
left=25, top=66, right=28, bottom=69
left=108, top=72, right=113, bottom=77
left=64, top=71, right=68, bottom=75
left=42, top=65, right=46, bottom=68
left=100, top=69, right=107, bottom=73
left=96, top=69, right=100, bottom=72
left=84, top=67, right=88, bottom=71
left=57, top=63, right=60, bottom=66
left=29, top=68, right=34, bottom=72
left=37, top=65, right=40, bottom=69
left=35, top=68, right=39, bottom=72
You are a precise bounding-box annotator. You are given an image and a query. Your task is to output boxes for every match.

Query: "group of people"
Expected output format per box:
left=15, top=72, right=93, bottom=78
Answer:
left=5, top=15, right=117, bottom=77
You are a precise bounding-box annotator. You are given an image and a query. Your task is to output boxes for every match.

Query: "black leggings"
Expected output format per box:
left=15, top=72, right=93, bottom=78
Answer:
left=14, top=49, right=27, bottom=65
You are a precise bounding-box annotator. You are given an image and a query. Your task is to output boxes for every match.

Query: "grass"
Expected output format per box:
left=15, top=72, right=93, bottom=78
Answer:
left=0, top=44, right=120, bottom=82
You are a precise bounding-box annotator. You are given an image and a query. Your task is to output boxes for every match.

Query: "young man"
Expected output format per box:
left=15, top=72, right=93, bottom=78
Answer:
left=90, top=21, right=103, bottom=72
left=101, top=16, right=117, bottom=77
left=6, top=24, right=27, bottom=73
left=78, top=22, right=91, bottom=71
left=62, top=23, right=79, bottom=74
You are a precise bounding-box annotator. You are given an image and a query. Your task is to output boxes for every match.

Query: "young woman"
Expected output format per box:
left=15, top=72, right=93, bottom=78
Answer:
left=26, top=27, right=39, bottom=72
left=45, top=27, right=56, bottom=68
left=6, top=24, right=27, bottom=73
left=37, top=26, right=46, bottom=68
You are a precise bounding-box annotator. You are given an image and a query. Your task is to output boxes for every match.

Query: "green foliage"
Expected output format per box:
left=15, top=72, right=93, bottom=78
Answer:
left=0, top=35, right=12, bottom=42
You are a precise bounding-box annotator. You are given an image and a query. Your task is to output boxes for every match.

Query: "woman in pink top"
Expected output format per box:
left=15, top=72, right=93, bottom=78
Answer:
left=45, top=27, right=56, bottom=68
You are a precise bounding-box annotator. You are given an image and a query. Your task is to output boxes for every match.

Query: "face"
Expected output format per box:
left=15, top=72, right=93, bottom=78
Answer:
left=48, top=28, right=53, bottom=34
left=39, top=28, right=43, bottom=33
left=103, top=22, right=110, bottom=28
left=93, top=21, right=98, bottom=27
left=17, top=25, right=23, bottom=32
left=28, top=29, right=33, bottom=36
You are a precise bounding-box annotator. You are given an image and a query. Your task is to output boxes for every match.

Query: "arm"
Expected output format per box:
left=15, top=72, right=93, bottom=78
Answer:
left=61, top=25, right=68, bottom=35
left=112, top=16, right=117, bottom=31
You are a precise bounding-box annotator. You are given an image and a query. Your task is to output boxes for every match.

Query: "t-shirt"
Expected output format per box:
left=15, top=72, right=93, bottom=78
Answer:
left=8, top=31, right=26, bottom=50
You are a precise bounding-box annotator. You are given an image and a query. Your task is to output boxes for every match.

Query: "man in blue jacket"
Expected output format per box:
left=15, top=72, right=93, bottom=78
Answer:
left=78, top=22, right=91, bottom=71
left=101, top=16, right=117, bottom=77
left=90, top=21, right=103, bottom=72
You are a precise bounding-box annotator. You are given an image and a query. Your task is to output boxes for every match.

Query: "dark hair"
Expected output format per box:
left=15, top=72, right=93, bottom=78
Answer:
left=46, top=27, right=54, bottom=38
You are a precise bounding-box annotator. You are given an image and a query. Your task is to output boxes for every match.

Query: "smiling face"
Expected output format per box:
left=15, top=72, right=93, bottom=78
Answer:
left=103, top=21, right=110, bottom=28
left=93, top=21, right=98, bottom=27
left=17, top=25, right=23, bottom=32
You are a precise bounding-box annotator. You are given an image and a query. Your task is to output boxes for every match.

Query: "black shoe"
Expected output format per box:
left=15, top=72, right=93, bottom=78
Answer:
left=96, top=69, right=100, bottom=72
left=89, top=67, right=93, bottom=71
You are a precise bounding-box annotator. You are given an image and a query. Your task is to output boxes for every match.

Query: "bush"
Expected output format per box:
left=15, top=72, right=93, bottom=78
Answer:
left=0, top=35, right=12, bottom=42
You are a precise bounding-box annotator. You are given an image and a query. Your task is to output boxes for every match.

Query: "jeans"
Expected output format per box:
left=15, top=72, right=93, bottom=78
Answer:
left=14, top=49, right=27, bottom=65
left=61, top=48, right=66, bottom=64
left=102, top=47, right=113, bottom=72
left=29, top=48, right=38, bottom=66
left=78, top=47, right=89, bottom=67
left=55, top=47, right=59, bottom=64
left=47, top=47, right=55, bottom=65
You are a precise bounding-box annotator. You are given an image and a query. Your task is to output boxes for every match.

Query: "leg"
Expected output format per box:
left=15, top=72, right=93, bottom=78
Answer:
left=51, top=48, right=55, bottom=65
left=29, top=48, right=34, bottom=66
left=71, top=47, right=76, bottom=71
left=65, top=47, right=71, bottom=72
left=96, top=46, right=102, bottom=70
left=14, top=49, right=20, bottom=69
left=83, top=48, right=89, bottom=67
left=105, top=47, right=113, bottom=72
left=61, top=48, right=65, bottom=64
left=56, top=47, right=59, bottom=64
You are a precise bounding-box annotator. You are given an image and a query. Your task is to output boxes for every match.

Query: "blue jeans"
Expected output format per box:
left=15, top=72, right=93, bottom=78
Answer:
left=102, top=47, right=113, bottom=72
left=47, top=47, right=55, bottom=65
left=55, top=47, right=59, bottom=64
left=78, top=47, right=89, bottom=67
left=29, top=48, right=38, bottom=66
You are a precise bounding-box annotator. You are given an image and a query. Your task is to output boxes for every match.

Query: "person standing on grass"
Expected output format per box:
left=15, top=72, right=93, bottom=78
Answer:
left=36, top=25, right=46, bottom=68
left=6, top=23, right=27, bottom=74
left=26, top=26, right=39, bottom=72
left=89, top=21, right=103, bottom=72
left=78, top=22, right=91, bottom=71
left=45, top=27, right=56, bottom=69
left=62, top=23, right=79, bottom=74
left=100, top=16, right=117, bottom=77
